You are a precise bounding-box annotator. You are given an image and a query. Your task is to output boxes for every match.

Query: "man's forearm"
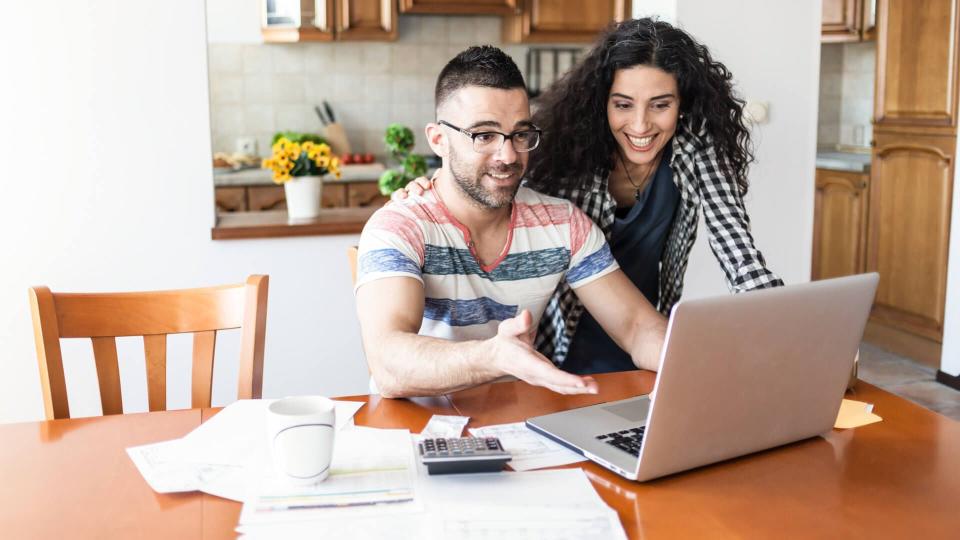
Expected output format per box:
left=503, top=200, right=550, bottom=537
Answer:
left=365, top=330, right=503, bottom=398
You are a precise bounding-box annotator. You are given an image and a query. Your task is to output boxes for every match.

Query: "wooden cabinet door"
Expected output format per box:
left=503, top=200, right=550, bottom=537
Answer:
left=812, top=169, right=869, bottom=280
left=215, top=187, right=247, bottom=213
left=503, top=0, right=631, bottom=43
left=861, top=0, right=877, bottom=41
left=399, top=0, right=517, bottom=15
left=875, top=0, right=960, bottom=128
left=822, top=0, right=862, bottom=42
left=262, top=0, right=336, bottom=42
left=322, top=183, right=348, bottom=208
left=867, top=131, right=955, bottom=341
left=335, top=0, right=398, bottom=41
left=249, top=186, right=288, bottom=211
left=347, top=181, right=389, bottom=207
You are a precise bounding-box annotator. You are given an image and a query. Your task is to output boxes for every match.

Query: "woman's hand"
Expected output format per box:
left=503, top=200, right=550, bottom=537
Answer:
left=390, top=176, right=433, bottom=201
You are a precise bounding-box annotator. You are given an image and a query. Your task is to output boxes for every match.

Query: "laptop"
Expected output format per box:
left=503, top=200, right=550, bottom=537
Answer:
left=526, top=273, right=879, bottom=481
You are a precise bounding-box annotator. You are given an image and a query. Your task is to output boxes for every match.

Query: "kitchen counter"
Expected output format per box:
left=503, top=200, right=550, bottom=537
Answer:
left=211, top=207, right=377, bottom=239
left=214, top=163, right=387, bottom=187
left=815, top=150, right=871, bottom=173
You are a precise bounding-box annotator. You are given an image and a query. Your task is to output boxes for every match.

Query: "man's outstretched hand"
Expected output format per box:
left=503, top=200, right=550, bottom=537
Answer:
left=491, top=310, right=598, bottom=395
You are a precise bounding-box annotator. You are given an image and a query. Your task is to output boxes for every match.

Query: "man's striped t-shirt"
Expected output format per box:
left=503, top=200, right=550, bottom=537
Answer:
left=355, top=186, right=618, bottom=342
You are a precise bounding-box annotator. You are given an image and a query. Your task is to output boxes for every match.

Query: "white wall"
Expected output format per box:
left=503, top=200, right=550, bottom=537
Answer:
left=633, top=0, right=677, bottom=22
left=0, top=1, right=822, bottom=423
left=940, top=142, right=960, bottom=376
left=0, top=0, right=370, bottom=423
left=651, top=0, right=821, bottom=299
left=207, top=0, right=263, bottom=43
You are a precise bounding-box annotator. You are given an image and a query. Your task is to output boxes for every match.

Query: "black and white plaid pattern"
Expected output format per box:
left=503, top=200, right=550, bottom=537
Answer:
left=534, top=119, right=784, bottom=365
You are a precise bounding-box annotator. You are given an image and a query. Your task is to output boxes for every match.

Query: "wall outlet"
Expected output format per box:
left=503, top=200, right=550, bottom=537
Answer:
left=853, top=125, right=865, bottom=146
left=236, top=137, right=257, bottom=156
left=744, top=100, right=769, bottom=124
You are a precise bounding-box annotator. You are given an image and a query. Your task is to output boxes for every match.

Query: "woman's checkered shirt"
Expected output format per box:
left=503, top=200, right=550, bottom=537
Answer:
left=533, top=119, right=784, bottom=365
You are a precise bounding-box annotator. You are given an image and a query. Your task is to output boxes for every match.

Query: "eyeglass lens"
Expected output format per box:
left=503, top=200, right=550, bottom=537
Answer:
left=473, top=131, right=540, bottom=153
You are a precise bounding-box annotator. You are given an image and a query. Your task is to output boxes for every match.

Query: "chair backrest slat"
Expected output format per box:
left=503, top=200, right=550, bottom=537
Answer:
left=54, top=286, right=246, bottom=338
left=91, top=336, right=123, bottom=415
left=143, top=334, right=167, bottom=412
left=347, top=246, right=359, bottom=286
left=191, top=330, right=217, bottom=408
left=29, top=276, right=268, bottom=420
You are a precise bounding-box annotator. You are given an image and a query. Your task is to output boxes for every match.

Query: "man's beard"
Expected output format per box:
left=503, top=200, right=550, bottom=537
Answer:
left=448, top=148, right=523, bottom=209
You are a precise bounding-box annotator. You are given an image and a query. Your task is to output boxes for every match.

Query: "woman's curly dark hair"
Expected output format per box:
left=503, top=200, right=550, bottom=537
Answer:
left=527, top=18, right=754, bottom=196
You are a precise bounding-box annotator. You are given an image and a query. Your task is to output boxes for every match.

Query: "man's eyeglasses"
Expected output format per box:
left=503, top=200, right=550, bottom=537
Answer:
left=438, top=120, right=542, bottom=154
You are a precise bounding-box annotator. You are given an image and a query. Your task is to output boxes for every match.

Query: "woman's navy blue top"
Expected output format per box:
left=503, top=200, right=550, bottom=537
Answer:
left=562, top=148, right=680, bottom=375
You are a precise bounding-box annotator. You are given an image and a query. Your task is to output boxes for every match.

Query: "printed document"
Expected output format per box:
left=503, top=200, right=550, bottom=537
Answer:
left=469, top=422, right=586, bottom=471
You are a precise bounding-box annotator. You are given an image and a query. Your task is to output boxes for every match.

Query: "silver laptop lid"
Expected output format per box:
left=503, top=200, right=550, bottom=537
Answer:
left=634, top=273, right=878, bottom=481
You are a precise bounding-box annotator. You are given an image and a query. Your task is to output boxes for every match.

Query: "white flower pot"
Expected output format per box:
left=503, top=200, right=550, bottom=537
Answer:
left=284, top=175, right=324, bottom=220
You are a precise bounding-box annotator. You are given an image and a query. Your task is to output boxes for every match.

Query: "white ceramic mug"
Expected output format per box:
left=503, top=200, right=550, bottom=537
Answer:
left=266, top=396, right=336, bottom=485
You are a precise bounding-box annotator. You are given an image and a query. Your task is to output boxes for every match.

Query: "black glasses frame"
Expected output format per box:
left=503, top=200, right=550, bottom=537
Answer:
left=437, top=120, right=542, bottom=153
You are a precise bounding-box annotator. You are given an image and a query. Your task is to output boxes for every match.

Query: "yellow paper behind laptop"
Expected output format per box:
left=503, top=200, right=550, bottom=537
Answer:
left=834, top=399, right=883, bottom=429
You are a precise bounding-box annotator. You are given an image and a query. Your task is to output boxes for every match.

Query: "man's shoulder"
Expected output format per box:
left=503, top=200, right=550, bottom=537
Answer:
left=364, top=192, right=445, bottom=231
left=515, top=186, right=577, bottom=212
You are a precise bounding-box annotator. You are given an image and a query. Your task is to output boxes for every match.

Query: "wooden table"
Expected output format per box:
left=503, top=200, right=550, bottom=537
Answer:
left=2, top=373, right=959, bottom=538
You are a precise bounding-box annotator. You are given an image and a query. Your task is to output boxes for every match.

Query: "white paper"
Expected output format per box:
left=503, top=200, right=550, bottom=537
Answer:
left=469, top=422, right=586, bottom=471
left=238, top=469, right=626, bottom=540
left=127, top=439, right=238, bottom=493
left=419, top=414, right=470, bottom=438
left=239, top=427, right=420, bottom=526
left=126, top=399, right=366, bottom=501
left=181, top=399, right=365, bottom=466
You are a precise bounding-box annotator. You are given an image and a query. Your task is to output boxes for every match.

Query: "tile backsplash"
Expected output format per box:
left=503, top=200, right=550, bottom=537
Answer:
left=817, top=42, right=875, bottom=151
left=208, top=15, right=557, bottom=160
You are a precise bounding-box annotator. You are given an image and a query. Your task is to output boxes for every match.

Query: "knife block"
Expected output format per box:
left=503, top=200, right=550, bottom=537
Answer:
left=323, top=123, right=352, bottom=157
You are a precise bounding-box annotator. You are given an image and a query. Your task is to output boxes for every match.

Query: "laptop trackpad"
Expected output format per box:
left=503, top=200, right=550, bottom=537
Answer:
left=602, top=398, right=650, bottom=423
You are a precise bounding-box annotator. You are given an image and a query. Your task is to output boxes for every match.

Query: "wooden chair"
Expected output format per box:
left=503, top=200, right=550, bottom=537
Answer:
left=28, top=275, right=269, bottom=420
left=347, top=246, right=359, bottom=285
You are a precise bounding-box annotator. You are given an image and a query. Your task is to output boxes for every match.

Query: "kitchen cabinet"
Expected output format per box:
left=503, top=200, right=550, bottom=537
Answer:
left=874, top=0, right=958, bottom=129
left=867, top=131, right=954, bottom=343
left=215, top=187, right=247, bottom=213
left=821, top=0, right=876, bottom=42
left=262, top=0, right=397, bottom=42
left=862, top=0, right=959, bottom=366
left=812, top=168, right=869, bottom=281
left=336, top=0, right=398, bottom=41
left=502, top=0, right=631, bottom=43
left=215, top=181, right=387, bottom=213
left=249, top=186, right=288, bottom=211
left=399, top=0, right=517, bottom=15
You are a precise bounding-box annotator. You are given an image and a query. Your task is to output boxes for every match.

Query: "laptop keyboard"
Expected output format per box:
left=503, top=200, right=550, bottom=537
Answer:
left=596, top=426, right=646, bottom=457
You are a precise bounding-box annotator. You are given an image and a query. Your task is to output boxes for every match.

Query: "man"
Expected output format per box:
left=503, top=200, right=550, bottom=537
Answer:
left=355, top=46, right=666, bottom=398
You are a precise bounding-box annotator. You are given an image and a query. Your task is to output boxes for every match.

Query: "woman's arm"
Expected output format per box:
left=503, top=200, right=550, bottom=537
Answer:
left=697, top=142, right=784, bottom=292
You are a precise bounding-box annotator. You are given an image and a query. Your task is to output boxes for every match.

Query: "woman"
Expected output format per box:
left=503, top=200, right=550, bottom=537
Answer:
left=399, top=18, right=782, bottom=374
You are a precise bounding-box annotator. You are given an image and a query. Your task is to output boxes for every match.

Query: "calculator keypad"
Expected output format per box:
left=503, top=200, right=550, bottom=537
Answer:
left=417, top=437, right=511, bottom=475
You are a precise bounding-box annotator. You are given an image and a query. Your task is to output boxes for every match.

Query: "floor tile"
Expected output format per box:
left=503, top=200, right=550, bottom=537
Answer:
left=858, top=341, right=960, bottom=422
left=882, top=381, right=960, bottom=411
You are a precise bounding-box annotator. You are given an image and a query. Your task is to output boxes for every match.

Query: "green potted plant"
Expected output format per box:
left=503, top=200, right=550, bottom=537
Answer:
left=378, top=124, right=427, bottom=196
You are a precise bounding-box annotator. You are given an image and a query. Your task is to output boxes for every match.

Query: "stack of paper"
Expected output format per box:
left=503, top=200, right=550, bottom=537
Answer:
left=126, top=399, right=365, bottom=501
left=238, top=468, right=625, bottom=540
left=237, top=427, right=422, bottom=536
left=236, top=416, right=623, bottom=539
left=469, top=422, right=587, bottom=471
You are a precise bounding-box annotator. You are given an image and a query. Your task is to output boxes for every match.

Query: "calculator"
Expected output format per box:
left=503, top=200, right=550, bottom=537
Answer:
left=417, top=436, right=512, bottom=475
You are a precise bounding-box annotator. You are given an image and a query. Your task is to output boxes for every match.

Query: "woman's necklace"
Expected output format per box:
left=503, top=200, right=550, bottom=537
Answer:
left=618, top=151, right=661, bottom=201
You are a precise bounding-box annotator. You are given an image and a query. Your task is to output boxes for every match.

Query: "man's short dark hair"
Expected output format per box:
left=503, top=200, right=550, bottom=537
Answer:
left=434, top=46, right=526, bottom=110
